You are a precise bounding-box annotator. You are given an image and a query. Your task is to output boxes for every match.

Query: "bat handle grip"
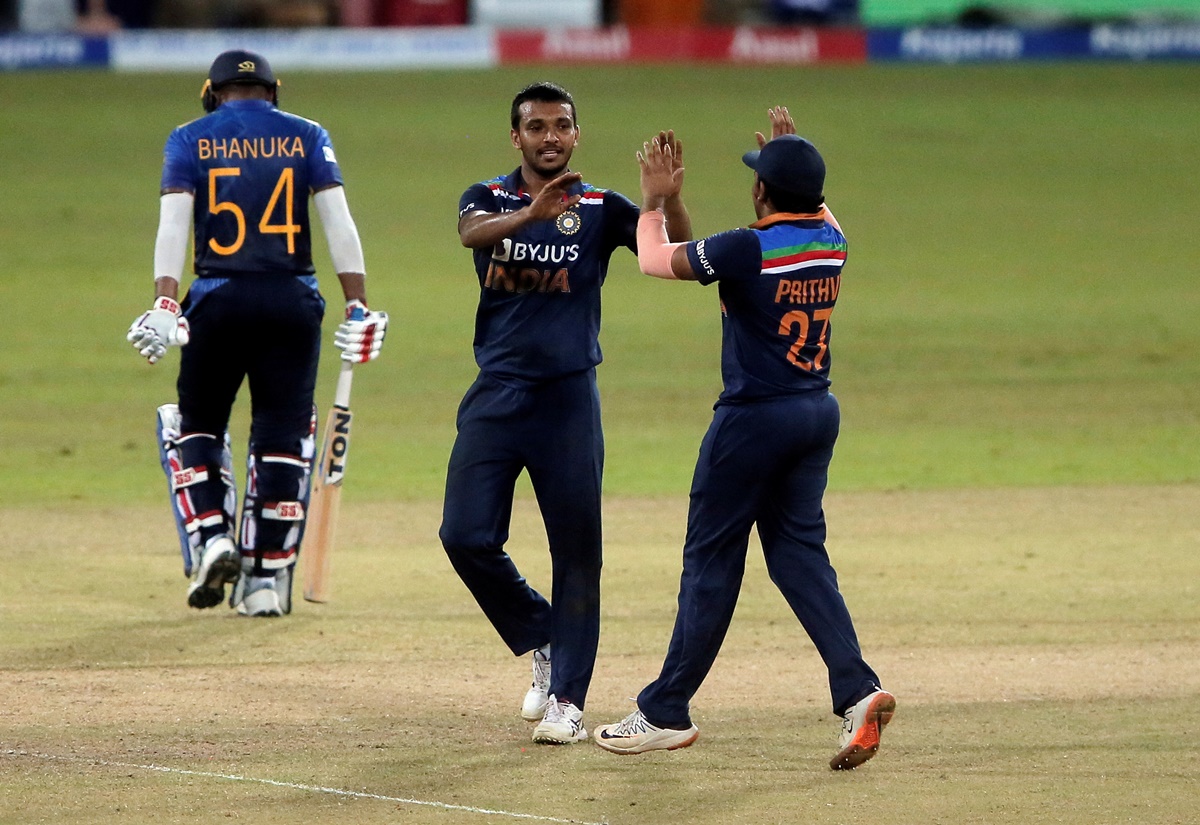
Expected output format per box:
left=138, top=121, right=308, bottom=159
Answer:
left=332, top=360, right=354, bottom=408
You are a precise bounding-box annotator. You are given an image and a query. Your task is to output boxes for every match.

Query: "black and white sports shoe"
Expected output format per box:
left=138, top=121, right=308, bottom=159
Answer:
left=238, top=576, right=283, bottom=617
left=532, top=695, right=587, bottom=744
left=186, top=535, right=240, bottom=610
left=594, top=709, right=698, bottom=754
left=521, top=646, right=551, bottom=721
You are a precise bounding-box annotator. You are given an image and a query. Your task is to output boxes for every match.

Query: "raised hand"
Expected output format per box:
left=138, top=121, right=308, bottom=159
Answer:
left=637, top=134, right=684, bottom=211
left=755, top=105, right=797, bottom=149
left=655, top=130, right=685, bottom=198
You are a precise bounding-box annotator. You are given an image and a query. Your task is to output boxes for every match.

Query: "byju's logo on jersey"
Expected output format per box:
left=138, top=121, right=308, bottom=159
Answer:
left=556, top=210, right=581, bottom=235
left=487, top=239, right=581, bottom=294
left=492, top=239, right=581, bottom=264
left=695, top=239, right=716, bottom=278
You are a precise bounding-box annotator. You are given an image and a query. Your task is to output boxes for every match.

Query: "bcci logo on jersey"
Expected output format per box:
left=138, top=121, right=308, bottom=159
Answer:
left=556, top=210, right=581, bottom=235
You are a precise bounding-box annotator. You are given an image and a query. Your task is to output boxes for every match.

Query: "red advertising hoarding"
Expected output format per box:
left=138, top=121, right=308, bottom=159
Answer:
left=497, top=26, right=867, bottom=65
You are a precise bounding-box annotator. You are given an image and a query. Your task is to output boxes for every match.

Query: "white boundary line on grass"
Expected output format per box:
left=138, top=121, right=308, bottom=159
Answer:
left=5, top=749, right=608, bottom=825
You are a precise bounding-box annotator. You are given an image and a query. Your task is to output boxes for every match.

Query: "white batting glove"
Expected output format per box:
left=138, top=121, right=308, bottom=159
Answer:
left=334, top=299, right=388, bottom=364
left=127, top=296, right=191, bottom=364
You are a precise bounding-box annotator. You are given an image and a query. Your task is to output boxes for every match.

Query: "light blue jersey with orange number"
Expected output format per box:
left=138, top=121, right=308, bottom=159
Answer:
left=161, top=99, right=343, bottom=277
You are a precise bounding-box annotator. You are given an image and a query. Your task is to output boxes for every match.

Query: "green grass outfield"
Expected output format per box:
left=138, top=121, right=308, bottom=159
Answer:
left=1, top=64, right=1198, bottom=825
left=2, top=63, right=1198, bottom=504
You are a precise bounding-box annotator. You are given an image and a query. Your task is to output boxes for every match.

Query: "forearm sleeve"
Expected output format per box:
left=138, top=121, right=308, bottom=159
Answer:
left=315, top=185, right=366, bottom=276
left=636, top=210, right=686, bottom=280
left=154, top=192, right=193, bottom=281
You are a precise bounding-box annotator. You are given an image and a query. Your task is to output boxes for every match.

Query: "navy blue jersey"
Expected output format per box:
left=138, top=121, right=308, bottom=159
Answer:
left=684, top=213, right=847, bottom=404
left=458, top=168, right=639, bottom=382
left=161, top=99, right=343, bottom=277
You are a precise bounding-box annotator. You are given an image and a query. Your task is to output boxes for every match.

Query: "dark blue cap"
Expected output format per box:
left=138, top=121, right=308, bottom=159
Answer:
left=207, top=49, right=276, bottom=89
left=741, top=134, right=825, bottom=201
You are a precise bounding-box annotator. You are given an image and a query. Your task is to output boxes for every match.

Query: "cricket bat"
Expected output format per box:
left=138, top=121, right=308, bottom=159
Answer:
left=303, top=360, right=354, bottom=603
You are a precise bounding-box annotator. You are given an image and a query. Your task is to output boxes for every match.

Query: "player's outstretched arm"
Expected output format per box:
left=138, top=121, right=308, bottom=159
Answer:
left=459, top=172, right=583, bottom=249
left=654, top=130, right=693, bottom=242
left=637, top=136, right=684, bottom=214
left=636, top=137, right=695, bottom=281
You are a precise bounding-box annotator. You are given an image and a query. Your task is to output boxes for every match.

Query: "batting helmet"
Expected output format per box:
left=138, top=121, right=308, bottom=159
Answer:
left=201, top=49, right=280, bottom=113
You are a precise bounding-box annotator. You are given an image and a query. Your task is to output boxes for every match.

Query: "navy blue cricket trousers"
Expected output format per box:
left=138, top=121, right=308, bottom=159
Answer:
left=638, top=390, right=880, bottom=728
left=439, top=368, right=604, bottom=709
left=178, top=276, right=323, bottom=447
left=176, top=275, right=323, bottom=547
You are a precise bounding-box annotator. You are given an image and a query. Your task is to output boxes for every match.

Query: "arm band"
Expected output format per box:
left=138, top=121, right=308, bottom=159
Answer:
left=154, top=192, right=193, bottom=282
left=636, top=210, right=686, bottom=279
left=315, top=185, right=366, bottom=276
left=823, top=205, right=843, bottom=233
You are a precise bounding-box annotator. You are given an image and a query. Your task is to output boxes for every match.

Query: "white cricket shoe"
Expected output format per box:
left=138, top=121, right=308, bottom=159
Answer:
left=532, top=695, right=587, bottom=745
left=231, top=564, right=293, bottom=615
left=594, top=709, right=699, bottom=754
left=186, top=535, right=240, bottom=610
left=830, top=689, right=896, bottom=770
left=521, top=646, right=551, bottom=721
left=238, top=577, right=283, bottom=617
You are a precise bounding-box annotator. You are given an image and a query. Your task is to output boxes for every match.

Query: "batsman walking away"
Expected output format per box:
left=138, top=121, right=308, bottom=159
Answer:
left=126, top=49, right=388, bottom=618
left=438, top=81, right=692, bottom=745
left=591, top=107, right=896, bottom=770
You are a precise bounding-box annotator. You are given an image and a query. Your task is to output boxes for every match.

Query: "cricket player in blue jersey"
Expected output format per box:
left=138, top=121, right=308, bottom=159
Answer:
left=593, top=108, right=895, bottom=769
left=126, top=50, right=388, bottom=617
left=439, top=82, right=692, bottom=744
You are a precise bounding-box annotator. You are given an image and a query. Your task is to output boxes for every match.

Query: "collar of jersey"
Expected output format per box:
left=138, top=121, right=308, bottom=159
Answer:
left=219, top=100, right=275, bottom=111
left=750, top=209, right=827, bottom=229
left=505, top=167, right=584, bottom=200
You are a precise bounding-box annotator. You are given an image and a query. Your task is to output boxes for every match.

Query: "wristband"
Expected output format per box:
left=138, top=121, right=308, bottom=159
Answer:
left=153, top=296, right=182, bottom=316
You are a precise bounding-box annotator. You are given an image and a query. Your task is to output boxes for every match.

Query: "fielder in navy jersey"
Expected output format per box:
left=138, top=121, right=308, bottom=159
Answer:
left=126, top=50, right=388, bottom=618
left=593, top=107, right=896, bottom=770
left=439, top=81, right=692, bottom=745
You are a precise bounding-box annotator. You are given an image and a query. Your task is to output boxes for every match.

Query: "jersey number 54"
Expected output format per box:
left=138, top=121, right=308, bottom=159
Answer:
left=207, top=167, right=300, bottom=256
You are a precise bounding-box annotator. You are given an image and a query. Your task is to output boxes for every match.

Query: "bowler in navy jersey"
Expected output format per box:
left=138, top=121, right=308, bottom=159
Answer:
left=460, top=171, right=638, bottom=380
left=439, top=82, right=691, bottom=745
left=593, top=108, right=895, bottom=770
left=127, top=50, right=388, bottom=618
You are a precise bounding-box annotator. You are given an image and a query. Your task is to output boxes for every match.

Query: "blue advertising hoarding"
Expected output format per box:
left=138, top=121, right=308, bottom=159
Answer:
left=0, top=34, right=108, bottom=70
left=869, top=24, right=1200, bottom=62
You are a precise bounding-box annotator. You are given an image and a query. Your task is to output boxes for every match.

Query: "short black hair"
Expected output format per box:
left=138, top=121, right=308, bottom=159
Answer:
left=762, top=180, right=824, bottom=215
left=510, top=81, right=577, bottom=130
